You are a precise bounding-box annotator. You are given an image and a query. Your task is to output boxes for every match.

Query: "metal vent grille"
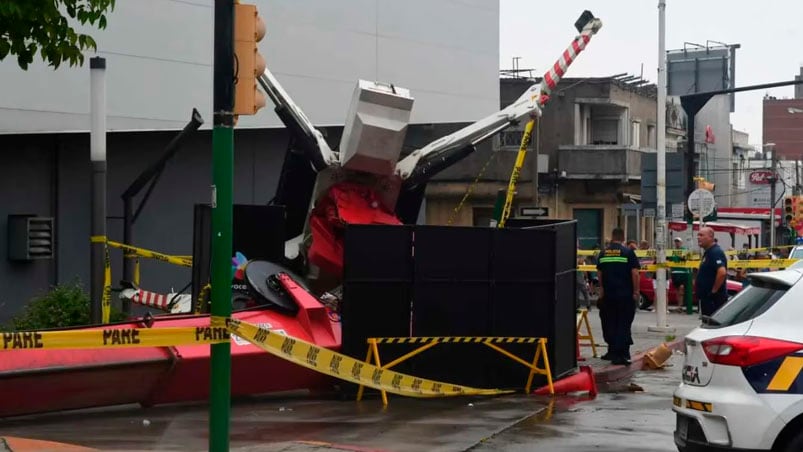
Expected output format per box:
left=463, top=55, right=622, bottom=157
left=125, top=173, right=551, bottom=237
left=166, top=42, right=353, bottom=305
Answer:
left=7, top=215, right=54, bottom=261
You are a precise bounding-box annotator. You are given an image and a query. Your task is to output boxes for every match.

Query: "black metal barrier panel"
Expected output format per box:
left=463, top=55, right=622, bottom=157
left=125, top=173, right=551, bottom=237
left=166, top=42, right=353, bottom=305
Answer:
left=191, top=204, right=286, bottom=304
left=342, top=219, right=578, bottom=391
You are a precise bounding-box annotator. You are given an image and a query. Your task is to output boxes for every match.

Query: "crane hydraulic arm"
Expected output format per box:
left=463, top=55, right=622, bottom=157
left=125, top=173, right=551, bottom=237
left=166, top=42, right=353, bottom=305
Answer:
left=497, top=10, right=603, bottom=228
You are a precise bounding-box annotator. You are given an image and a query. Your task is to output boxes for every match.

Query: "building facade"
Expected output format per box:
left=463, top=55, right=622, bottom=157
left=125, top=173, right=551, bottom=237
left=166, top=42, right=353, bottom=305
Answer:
left=425, top=76, right=659, bottom=249
left=0, top=0, right=500, bottom=322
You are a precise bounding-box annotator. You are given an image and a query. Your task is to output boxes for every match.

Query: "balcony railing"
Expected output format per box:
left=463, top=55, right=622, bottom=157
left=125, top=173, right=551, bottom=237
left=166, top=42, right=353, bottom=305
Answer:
left=557, top=145, right=646, bottom=181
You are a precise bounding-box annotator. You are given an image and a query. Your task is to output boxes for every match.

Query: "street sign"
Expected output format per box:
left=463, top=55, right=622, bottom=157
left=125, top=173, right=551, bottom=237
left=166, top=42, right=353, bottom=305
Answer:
left=687, top=189, right=716, bottom=218
left=671, top=203, right=685, bottom=219
left=520, top=206, right=549, bottom=217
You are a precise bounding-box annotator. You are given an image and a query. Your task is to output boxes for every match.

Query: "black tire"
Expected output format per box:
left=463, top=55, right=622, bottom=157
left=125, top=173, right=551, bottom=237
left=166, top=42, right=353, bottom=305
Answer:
left=782, top=430, right=803, bottom=452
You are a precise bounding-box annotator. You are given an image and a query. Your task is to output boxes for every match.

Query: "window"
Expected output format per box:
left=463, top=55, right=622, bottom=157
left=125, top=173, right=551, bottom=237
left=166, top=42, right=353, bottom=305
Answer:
left=704, top=278, right=790, bottom=328
left=472, top=207, right=495, bottom=227
left=626, top=214, right=638, bottom=242
left=732, top=162, right=739, bottom=189
left=631, top=121, right=640, bottom=148
left=647, top=125, right=656, bottom=148
left=590, top=119, right=618, bottom=145
left=496, top=128, right=528, bottom=151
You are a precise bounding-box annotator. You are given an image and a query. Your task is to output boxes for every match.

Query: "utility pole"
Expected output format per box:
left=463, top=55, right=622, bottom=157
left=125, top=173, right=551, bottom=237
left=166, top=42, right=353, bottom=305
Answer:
left=649, top=0, right=673, bottom=333
left=90, top=57, right=107, bottom=325
left=210, top=0, right=235, bottom=450
left=769, top=149, right=777, bottom=249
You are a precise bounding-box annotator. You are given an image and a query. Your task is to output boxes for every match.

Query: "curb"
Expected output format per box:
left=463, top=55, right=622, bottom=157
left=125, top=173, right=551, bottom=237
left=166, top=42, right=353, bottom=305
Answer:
left=593, top=337, right=685, bottom=384
left=0, top=437, right=97, bottom=451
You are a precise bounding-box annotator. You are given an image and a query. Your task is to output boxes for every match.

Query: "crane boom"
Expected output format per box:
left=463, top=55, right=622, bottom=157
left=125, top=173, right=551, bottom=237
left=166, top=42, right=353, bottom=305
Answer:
left=496, top=10, right=603, bottom=227
left=394, top=10, right=602, bottom=188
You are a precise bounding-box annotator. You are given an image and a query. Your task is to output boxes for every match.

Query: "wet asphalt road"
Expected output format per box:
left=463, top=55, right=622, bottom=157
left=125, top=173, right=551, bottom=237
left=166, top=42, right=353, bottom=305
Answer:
left=470, top=354, right=683, bottom=452
left=0, top=355, right=683, bottom=451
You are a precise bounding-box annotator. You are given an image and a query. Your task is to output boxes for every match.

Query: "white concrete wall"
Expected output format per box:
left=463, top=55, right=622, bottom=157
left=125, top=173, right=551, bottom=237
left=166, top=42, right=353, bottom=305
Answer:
left=0, top=0, right=499, bottom=134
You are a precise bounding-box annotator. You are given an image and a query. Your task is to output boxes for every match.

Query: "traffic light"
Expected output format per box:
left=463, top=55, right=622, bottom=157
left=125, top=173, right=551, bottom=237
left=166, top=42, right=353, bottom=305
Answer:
left=785, top=195, right=796, bottom=228
left=795, top=196, right=803, bottom=231
left=234, top=2, right=267, bottom=116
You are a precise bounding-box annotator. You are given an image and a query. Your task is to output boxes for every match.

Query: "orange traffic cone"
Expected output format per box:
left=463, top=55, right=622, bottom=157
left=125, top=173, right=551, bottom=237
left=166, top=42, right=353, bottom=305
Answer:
left=533, top=365, right=597, bottom=397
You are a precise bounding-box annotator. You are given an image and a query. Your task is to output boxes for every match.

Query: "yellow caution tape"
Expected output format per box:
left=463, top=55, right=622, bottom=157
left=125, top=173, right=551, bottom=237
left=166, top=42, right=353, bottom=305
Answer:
left=578, top=259, right=799, bottom=273
left=0, top=318, right=510, bottom=400
left=578, top=244, right=795, bottom=258
left=90, top=236, right=192, bottom=268
left=220, top=317, right=511, bottom=399
left=1, top=326, right=229, bottom=350
left=726, top=259, right=799, bottom=270
left=102, top=245, right=112, bottom=324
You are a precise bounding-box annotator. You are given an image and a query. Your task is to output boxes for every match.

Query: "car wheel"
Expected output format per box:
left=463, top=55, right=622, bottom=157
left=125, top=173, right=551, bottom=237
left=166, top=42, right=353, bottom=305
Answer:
left=782, top=431, right=803, bottom=452
left=638, top=294, right=651, bottom=311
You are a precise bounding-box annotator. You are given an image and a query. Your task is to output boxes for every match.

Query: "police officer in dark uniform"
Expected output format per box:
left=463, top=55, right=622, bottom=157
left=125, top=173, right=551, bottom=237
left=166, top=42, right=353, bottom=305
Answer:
left=596, top=228, right=641, bottom=365
left=695, top=226, right=728, bottom=316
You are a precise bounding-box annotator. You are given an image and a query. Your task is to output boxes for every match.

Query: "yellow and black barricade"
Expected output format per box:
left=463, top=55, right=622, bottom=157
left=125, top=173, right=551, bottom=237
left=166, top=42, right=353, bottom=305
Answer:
left=576, top=308, right=597, bottom=358
left=355, top=336, right=554, bottom=405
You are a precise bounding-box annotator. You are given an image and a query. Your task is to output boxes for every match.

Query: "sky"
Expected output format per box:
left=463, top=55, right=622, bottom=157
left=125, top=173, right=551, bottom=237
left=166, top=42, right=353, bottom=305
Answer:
left=499, top=0, right=803, bottom=147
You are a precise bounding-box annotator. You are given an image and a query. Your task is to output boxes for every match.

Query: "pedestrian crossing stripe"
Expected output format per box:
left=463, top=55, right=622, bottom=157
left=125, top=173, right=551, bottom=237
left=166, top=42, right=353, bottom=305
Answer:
left=373, top=337, right=538, bottom=344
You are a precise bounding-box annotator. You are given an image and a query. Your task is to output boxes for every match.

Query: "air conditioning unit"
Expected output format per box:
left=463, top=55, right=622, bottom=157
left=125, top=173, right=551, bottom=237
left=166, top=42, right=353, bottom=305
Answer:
left=7, top=215, right=54, bottom=261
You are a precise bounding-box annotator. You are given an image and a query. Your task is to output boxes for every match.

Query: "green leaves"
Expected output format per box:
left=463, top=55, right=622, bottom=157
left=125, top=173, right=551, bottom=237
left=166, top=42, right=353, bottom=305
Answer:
left=0, top=0, right=116, bottom=70
left=2, top=279, right=127, bottom=331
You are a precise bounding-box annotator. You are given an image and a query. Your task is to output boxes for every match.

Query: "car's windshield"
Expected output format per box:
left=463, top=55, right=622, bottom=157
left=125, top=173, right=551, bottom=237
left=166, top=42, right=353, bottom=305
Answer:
left=705, top=278, right=789, bottom=328
left=790, top=248, right=803, bottom=259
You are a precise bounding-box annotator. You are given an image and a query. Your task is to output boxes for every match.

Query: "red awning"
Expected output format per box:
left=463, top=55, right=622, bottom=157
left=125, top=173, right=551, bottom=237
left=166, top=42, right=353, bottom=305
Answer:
left=668, top=221, right=761, bottom=235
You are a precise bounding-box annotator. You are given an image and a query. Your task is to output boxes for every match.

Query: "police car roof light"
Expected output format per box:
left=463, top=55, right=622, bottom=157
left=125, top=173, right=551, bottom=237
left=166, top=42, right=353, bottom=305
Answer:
left=702, top=336, right=803, bottom=367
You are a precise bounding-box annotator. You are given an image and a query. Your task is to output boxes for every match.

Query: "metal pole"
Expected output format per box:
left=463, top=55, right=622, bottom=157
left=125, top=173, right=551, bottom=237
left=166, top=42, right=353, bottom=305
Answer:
left=555, top=183, right=559, bottom=218
left=90, top=57, right=107, bottom=325
left=210, top=0, right=234, bottom=450
left=122, top=197, right=132, bottom=312
left=770, top=150, right=777, bottom=250
left=533, top=120, right=540, bottom=205
left=649, top=0, right=674, bottom=332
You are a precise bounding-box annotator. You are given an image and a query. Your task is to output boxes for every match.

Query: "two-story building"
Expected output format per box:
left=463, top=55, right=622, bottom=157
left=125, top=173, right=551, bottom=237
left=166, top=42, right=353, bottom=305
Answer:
left=425, top=75, right=659, bottom=249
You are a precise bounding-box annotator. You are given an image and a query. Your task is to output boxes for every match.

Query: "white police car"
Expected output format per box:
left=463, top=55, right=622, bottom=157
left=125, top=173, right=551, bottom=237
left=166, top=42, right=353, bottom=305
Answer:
left=673, top=263, right=803, bottom=452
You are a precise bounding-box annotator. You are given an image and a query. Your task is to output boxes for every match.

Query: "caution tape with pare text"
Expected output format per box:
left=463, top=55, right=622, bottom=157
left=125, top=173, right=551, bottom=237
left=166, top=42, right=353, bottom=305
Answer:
left=0, top=318, right=510, bottom=400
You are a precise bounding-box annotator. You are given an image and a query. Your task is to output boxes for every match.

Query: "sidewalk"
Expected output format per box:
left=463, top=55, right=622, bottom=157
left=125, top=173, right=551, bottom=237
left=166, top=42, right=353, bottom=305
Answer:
left=579, top=306, right=701, bottom=383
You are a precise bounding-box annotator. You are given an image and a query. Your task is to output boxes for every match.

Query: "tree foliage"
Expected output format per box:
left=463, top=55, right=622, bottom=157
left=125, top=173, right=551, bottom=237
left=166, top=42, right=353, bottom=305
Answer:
left=3, top=279, right=127, bottom=331
left=0, top=0, right=115, bottom=70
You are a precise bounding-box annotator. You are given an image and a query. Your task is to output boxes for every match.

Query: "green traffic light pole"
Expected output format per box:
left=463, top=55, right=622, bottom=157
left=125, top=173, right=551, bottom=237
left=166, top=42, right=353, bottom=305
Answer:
left=210, top=0, right=234, bottom=450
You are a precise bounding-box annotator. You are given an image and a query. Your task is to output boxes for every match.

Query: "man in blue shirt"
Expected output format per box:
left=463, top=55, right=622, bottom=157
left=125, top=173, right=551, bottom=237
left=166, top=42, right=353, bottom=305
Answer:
left=695, top=226, right=728, bottom=316
left=596, top=228, right=641, bottom=365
